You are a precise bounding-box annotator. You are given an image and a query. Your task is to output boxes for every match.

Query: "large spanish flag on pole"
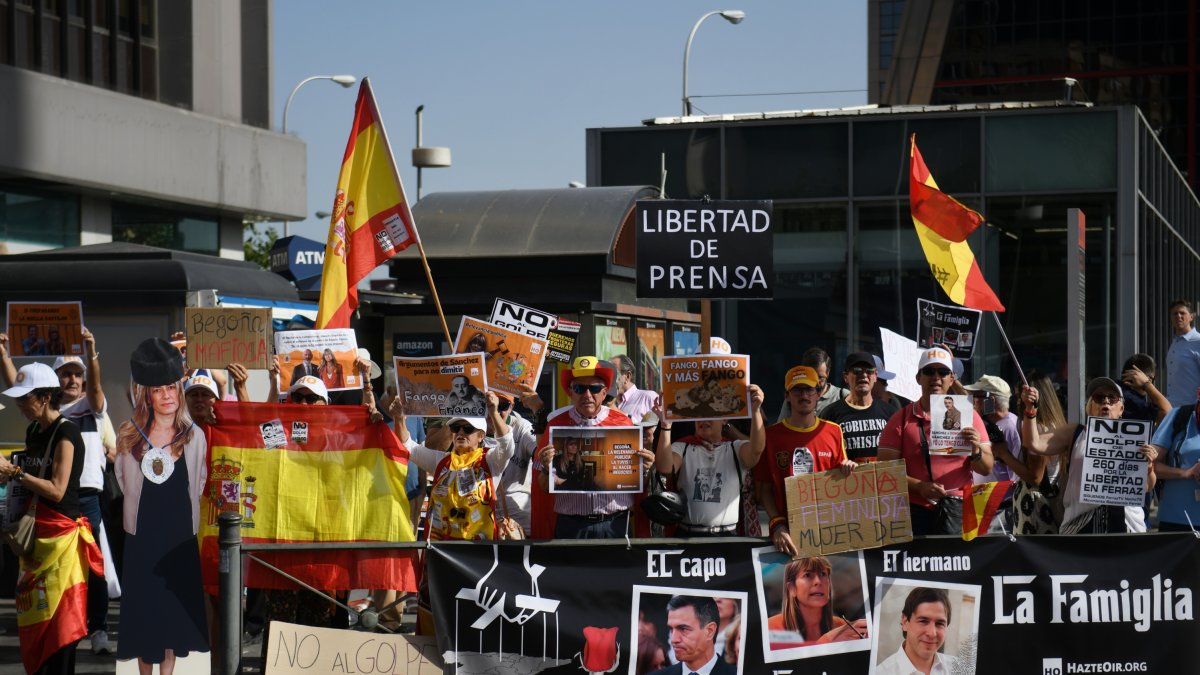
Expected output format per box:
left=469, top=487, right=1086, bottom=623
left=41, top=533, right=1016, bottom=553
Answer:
left=17, top=509, right=103, bottom=674
left=199, top=401, right=417, bottom=591
left=909, top=135, right=1006, bottom=311
left=315, top=78, right=418, bottom=329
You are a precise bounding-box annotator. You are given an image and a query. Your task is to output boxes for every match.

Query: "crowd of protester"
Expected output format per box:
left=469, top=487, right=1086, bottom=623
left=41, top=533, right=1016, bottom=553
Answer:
left=2, top=298, right=1198, bottom=670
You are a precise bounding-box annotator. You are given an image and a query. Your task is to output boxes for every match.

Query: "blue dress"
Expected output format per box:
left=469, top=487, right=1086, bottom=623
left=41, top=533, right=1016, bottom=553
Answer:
left=117, top=455, right=209, bottom=662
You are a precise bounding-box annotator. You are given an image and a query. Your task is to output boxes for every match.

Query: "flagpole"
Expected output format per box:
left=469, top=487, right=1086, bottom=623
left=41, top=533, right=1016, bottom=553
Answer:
left=990, top=311, right=1028, bottom=388
left=364, top=79, right=455, bottom=349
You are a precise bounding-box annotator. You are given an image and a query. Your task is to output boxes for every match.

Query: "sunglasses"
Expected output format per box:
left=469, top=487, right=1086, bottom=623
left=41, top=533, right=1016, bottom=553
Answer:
left=1091, top=393, right=1121, bottom=405
left=571, top=383, right=605, bottom=395
left=448, top=422, right=477, bottom=434
left=849, top=366, right=876, bottom=376
left=290, top=393, right=324, bottom=404
left=920, top=367, right=953, bottom=378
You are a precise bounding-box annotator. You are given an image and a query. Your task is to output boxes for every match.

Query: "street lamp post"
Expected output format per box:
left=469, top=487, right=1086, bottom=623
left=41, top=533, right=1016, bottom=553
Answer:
left=682, top=10, right=745, bottom=117
left=281, top=74, right=357, bottom=237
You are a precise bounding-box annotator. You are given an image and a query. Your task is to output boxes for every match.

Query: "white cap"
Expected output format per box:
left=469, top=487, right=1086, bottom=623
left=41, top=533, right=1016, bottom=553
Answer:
left=3, top=362, right=61, bottom=398
left=917, top=347, right=955, bottom=371
left=447, top=416, right=486, bottom=432
left=288, top=375, right=330, bottom=403
left=708, top=337, right=732, bottom=355
left=357, top=348, right=382, bottom=380
left=52, top=355, right=86, bottom=372
left=185, top=369, right=221, bottom=398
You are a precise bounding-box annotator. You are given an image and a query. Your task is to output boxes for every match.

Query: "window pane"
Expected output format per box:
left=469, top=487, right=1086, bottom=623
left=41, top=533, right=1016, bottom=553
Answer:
left=986, top=112, right=1118, bottom=192
left=112, top=202, right=218, bottom=255
left=0, top=188, right=80, bottom=248
left=724, top=123, right=848, bottom=199
left=854, top=117, right=981, bottom=197
left=599, top=129, right=720, bottom=199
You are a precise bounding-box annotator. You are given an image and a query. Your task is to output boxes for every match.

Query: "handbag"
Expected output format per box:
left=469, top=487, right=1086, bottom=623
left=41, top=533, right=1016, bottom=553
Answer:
left=101, top=461, right=123, bottom=504
left=918, top=418, right=965, bottom=535
left=3, top=418, right=65, bottom=557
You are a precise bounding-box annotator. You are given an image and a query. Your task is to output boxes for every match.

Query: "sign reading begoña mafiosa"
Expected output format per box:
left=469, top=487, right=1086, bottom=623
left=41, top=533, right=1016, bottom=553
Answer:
left=636, top=199, right=774, bottom=299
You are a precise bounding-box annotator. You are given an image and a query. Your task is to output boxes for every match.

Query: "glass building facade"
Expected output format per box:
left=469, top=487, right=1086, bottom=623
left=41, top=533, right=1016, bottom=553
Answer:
left=587, top=104, right=1200, bottom=400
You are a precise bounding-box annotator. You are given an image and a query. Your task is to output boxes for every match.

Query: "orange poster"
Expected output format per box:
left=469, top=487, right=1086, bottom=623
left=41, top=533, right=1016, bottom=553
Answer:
left=548, top=426, right=643, bottom=494
left=660, top=354, right=751, bottom=422
left=5, top=301, right=84, bottom=358
left=453, top=317, right=547, bottom=398
left=275, top=328, right=362, bottom=391
left=392, top=354, right=488, bottom=418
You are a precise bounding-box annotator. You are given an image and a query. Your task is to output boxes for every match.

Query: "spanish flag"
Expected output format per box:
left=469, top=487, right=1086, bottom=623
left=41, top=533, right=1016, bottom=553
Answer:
left=962, top=480, right=1013, bottom=541
left=909, top=135, right=1005, bottom=311
left=17, top=508, right=103, bottom=674
left=316, top=78, right=418, bottom=329
left=199, top=402, right=417, bottom=591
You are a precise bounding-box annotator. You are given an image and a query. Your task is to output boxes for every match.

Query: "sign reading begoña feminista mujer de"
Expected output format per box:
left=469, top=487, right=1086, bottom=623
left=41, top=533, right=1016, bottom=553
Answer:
left=636, top=199, right=774, bottom=299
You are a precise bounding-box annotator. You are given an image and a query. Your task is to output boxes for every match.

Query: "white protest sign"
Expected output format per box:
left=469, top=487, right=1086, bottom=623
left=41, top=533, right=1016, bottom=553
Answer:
left=265, top=621, right=443, bottom=674
left=1080, top=416, right=1152, bottom=507
left=880, top=327, right=923, bottom=402
left=490, top=297, right=556, bottom=339
left=928, top=395, right=972, bottom=452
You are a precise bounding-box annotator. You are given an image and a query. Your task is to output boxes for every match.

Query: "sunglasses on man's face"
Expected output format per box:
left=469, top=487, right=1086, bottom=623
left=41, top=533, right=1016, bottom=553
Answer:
left=448, top=423, right=477, bottom=434
left=571, top=383, right=605, bottom=395
left=848, top=366, right=877, bottom=376
left=920, top=367, right=953, bottom=378
left=1091, top=393, right=1121, bottom=405
left=290, top=393, right=323, bottom=404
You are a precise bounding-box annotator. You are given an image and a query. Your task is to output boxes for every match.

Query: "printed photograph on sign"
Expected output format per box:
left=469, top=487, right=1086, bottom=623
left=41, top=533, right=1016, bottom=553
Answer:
left=751, top=547, right=871, bottom=662
left=392, top=354, right=488, bottom=418
left=454, top=316, right=548, bottom=397
left=5, top=301, right=85, bottom=357
left=185, top=307, right=273, bottom=370
left=630, top=585, right=748, bottom=675
left=869, top=578, right=980, bottom=675
left=916, top=298, right=983, bottom=360
left=548, top=426, right=643, bottom=494
left=928, top=395, right=972, bottom=452
left=1080, top=416, right=1152, bottom=508
left=660, top=354, right=751, bottom=422
left=275, top=328, right=362, bottom=391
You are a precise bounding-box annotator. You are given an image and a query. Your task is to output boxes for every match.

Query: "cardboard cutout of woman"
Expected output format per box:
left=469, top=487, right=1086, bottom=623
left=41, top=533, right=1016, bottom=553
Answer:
left=114, top=338, right=210, bottom=671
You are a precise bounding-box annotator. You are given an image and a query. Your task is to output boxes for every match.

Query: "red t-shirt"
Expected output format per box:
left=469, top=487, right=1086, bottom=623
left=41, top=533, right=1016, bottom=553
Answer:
left=878, top=402, right=989, bottom=509
left=754, top=419, right=846, bottom=516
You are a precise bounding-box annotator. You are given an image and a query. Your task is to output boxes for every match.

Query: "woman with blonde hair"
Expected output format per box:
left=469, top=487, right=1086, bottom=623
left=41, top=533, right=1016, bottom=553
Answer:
left=767, top=556, right=868, bottom=646
left=318, top=347, right=344, bottom=390
left=114, top=339, right=209, bottom=673
left=1012, top=370, right=1067, bottom=533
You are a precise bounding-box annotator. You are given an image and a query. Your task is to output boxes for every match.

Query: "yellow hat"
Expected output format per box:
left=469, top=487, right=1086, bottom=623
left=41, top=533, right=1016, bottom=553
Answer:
left=784, top=365, right=819, bottom=390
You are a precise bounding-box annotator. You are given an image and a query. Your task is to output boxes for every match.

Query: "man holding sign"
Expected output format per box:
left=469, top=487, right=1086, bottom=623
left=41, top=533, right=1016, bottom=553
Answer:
left=756, top=365, right=855, bottom=556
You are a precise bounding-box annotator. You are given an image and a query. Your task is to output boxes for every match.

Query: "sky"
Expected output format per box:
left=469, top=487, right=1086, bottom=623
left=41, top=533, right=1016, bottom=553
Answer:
left=273, top=1, right=867, bottom=246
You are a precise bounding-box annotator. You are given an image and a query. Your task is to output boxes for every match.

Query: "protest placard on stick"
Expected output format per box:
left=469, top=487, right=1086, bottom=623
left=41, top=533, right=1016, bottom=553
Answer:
left=275, top=329, right=362, bottom=391
left=660, top=354, right=751, bottom=422
left=185, top=307, right=271, bottom=369
left=392, top=354, right=488, bottom=418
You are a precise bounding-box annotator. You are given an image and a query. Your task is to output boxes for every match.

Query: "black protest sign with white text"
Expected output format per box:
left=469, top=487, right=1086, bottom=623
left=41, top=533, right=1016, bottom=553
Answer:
left=636, top=199, right=773, bottom=299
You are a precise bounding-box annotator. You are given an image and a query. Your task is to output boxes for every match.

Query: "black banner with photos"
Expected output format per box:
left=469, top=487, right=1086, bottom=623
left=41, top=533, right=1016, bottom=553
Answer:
left=917, top=297, right=983, bottom=360
left=426, top=535, right=1198, bottom=674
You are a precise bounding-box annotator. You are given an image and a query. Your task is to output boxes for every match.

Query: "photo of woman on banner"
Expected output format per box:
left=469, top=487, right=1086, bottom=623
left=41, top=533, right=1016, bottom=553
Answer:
left=551, top=436, right=596, bottom=491
left=319, top=347, right=345, bottom=390
left=1019, top=377, right=1158, bottom=533
left=758, top=552, right=869, bottom=653
left=114, top=338, right=210, bottom=672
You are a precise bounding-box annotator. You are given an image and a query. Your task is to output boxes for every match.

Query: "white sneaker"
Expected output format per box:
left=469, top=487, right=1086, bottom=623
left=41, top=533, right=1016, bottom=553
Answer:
left=90, top=630, right=112, bottom=655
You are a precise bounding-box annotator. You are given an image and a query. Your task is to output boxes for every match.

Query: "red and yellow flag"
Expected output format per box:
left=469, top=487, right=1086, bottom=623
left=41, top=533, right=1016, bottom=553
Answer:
left=962, top=480, right=1013, bottom=541
left=316, top=78, right=418, bottom=329
left=909, top=135, right=1005, bottom=311
left=199, top=402, right=417, bottom=591
left=17, top=508, right=103, bottom=674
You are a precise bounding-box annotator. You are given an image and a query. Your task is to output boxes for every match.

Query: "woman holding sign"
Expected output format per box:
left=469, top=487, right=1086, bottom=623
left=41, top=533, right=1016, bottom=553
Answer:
left=1019, top=377, right=1157, bottom=534
left=114, top=339, right=209, bottom=672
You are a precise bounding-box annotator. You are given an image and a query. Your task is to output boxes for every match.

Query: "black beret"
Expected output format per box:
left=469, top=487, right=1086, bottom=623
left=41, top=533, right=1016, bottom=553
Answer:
left=130, top=338, right=185, bottom=387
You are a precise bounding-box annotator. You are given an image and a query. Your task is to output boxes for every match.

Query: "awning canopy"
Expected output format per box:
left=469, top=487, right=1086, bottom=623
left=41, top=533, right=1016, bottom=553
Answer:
left=405, top=185, right=658, bottom=259
left=0, top=242, right=300, bottom=305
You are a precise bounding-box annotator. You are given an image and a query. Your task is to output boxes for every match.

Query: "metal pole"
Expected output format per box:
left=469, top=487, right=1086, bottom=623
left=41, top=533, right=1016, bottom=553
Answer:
left=218, top=512, right=243, bottom=675
left=682, top=12, right=720, bottom=116
left=415, top=105, right=425, bottom=201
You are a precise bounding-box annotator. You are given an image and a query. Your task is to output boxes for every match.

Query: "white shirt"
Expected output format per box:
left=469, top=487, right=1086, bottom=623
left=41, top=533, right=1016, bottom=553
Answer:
left=876, top=645, right=960, bottom=675
left=59, top=394, right=107, bottom=491
left=672, top=439, right=748, bottom=528
left=679, top=652, right=719, bottom=675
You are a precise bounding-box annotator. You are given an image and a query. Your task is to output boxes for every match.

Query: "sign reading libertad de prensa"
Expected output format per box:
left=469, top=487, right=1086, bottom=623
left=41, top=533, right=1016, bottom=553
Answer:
left=635, top=200, right=774, bottom=299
